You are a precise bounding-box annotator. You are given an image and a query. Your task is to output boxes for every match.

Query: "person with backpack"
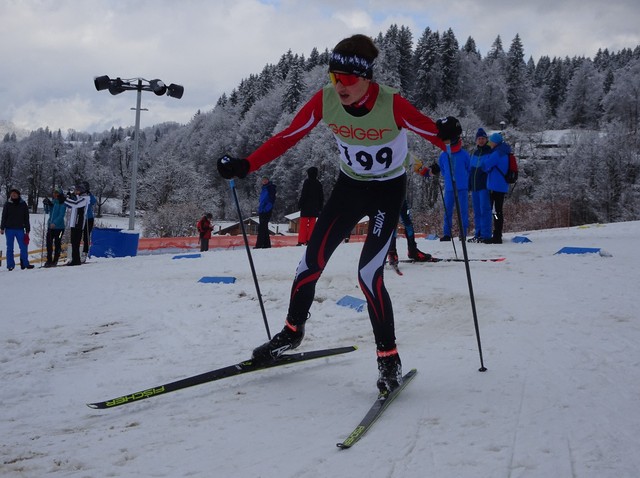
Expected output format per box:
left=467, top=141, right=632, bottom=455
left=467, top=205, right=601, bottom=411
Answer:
left=483, top=132, right=511, bottom=244
left=1, top=188, right=33, bottom=270
left=43, top=187, right=67, bottom=267
left=468, top=128, right=493, bottom=244
left=255, top=176, right=276, bottom=249
left=297, top=166, right=324, bottom=246
left=197, top=213, right=214, bottom=252
left=217, top=34, right=452, bottom=394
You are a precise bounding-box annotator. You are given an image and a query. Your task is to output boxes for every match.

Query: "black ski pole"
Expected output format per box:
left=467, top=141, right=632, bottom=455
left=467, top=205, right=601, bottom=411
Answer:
left=228, top=179, right=272, bottom=340
left=445, top=144, right=487, bottom=372
left=437, top=178, right=458, bottom=260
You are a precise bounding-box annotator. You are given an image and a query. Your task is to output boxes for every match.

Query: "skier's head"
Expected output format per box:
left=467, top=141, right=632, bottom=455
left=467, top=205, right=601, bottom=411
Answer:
left=329, top=34, right=378, bottom=79
left=306, top=166, right=318, bottom=179
left=8, top=187, right=20, bottom=200
left=74, top=183, right=87, bottom=194
left=329, top=34, right=378, bottom=106
left=476, top=128, right=488, bottom=139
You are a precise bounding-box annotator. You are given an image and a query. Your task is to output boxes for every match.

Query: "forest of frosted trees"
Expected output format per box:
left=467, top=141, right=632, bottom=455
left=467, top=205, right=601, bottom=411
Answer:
left=2, top=25, right=640, bottom=237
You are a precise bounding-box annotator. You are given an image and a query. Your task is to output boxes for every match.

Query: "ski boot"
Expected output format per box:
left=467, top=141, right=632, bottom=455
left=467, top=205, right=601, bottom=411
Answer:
left=387, top=250, right=399, bottom=266
left=376, top=349, right=403, bottom=394
left=252, top=321, right=305, bottom=364
left=407, top=246, right=432, bottom=262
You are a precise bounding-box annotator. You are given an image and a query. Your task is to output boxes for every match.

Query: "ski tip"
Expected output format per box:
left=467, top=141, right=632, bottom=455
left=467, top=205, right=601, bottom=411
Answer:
left=86, top=403, right=100, bottom=409
left=336, top=442, right=351, bottom=450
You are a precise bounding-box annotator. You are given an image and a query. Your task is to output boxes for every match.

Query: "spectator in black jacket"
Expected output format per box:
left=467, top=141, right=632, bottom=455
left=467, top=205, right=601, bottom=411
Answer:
left=1, top=188, right=33, bottom=270
left=297, top=166, right=324, bottom=246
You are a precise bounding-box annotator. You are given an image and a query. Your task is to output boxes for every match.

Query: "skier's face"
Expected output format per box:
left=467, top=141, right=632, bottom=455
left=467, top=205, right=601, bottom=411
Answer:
left=330, top=71, right=370, bottom=105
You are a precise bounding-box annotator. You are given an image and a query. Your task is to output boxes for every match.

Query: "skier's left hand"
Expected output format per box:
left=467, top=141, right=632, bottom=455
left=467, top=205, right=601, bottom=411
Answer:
left=436, top=116, right=462, bottom=141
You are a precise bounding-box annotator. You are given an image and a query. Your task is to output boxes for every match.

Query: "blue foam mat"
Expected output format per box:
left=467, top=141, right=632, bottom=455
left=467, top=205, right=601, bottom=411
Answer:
left=512, top=236, right=532, bottom=243
left=172, top=253, right=202, bottom=259
left=336, top=295, right=366, bottom=312
left=555, top=247, right=601, bottom=255
left=198, top=276, right=236, bottom=284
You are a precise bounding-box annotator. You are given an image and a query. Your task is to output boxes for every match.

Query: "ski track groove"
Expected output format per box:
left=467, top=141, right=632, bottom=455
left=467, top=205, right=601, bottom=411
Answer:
left=507, top=371, right=527, bottom=478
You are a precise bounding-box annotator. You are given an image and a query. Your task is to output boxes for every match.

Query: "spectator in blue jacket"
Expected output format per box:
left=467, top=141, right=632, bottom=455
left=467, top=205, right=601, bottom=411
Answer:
left=1, top=188, right=33, bottom=270
left=468, top=128, right=493, bottom=243
left=483, top=132, right=510, bottom=244
left=43, top=187, right=67, bottom=267
left=438, top=137, right=470, bottom=241
left=255, top=176, right=276, bottom=249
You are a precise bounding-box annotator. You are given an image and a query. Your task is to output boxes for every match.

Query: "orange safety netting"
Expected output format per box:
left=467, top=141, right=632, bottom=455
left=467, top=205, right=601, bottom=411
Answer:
left=137, top=235, right=367, bottom=252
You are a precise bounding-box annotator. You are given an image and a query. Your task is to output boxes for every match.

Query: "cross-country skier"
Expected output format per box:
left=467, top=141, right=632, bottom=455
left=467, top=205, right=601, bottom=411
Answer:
left=218, top=34, right=459, bottom=393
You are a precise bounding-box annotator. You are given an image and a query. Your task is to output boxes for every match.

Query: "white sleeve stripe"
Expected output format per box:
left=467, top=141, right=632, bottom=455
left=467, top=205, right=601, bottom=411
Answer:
left=282, top=111, right=316, bottom=139
left=403, top=119, right=438, bottom=137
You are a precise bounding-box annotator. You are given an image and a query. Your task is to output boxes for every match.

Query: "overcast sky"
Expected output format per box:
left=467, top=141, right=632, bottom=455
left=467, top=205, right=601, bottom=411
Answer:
left=1, top=0, right=639, bottom=135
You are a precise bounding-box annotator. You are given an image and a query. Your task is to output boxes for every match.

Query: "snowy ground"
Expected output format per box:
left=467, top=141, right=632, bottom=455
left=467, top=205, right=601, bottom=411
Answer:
left=1, top=221, right=639, bottom=477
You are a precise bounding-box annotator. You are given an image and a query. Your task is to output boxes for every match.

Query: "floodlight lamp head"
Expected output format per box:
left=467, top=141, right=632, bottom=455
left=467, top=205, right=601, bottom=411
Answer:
left=150, top=79, right=167, bottom=96
left=94, top=75, right=111, bottom=91
left=167, top=83, right=184, bottom=99
left=108, top=78, right=126, bottom=95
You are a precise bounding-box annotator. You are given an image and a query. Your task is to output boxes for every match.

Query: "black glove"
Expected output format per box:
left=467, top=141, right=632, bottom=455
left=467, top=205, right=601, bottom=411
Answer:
left=430, top=163, right=441, bottom=175
left=43, top=197, right=53, bottom=207
left=217, top=155, right=250, bottom=179
left=436, top=116, right=462, bottom=141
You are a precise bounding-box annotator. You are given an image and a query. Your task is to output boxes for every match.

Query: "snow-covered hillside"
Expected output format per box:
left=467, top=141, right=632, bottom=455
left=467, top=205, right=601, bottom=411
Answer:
left=2, top=221, right=639, bottom=477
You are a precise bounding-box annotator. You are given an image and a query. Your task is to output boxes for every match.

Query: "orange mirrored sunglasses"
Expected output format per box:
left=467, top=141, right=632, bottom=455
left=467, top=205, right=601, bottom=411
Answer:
left=329, top=72, right=360, bottom=86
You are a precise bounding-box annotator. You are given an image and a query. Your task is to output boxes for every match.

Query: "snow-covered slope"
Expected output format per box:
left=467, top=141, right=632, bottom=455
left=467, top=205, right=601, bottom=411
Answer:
left=2, top=222, right=639, bottom=477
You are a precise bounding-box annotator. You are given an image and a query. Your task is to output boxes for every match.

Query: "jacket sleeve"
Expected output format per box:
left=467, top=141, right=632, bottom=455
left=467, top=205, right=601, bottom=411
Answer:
left=246, top=91, right=323, bottom=172
left=23, top=203, right=31, bottom=233
left=0, top=205, right=6, bottom=229
left=393, top=95, right=446, bottom=151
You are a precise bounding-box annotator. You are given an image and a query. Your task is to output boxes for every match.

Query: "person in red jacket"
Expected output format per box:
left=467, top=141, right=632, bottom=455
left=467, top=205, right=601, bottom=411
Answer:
left=197, top=213, right=214, bottom=252
left=218, top=34, right=457, bottom=393
left=297, top=166, right=324, bottom=246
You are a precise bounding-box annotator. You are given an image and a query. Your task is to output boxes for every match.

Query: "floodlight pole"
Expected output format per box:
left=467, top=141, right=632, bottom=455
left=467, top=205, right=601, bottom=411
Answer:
left=94, top=75, right=184, bottom=231
left=129, top=79, right=143, bottom=231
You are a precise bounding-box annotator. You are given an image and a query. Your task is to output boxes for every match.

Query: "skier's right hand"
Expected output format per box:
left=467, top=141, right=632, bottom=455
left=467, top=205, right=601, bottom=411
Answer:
left=217, top=155, right=250, bottom=179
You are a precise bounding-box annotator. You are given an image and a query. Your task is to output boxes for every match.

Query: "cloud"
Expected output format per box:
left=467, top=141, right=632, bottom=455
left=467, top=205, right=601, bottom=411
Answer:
left=1, top=0, right=638, bottom=133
